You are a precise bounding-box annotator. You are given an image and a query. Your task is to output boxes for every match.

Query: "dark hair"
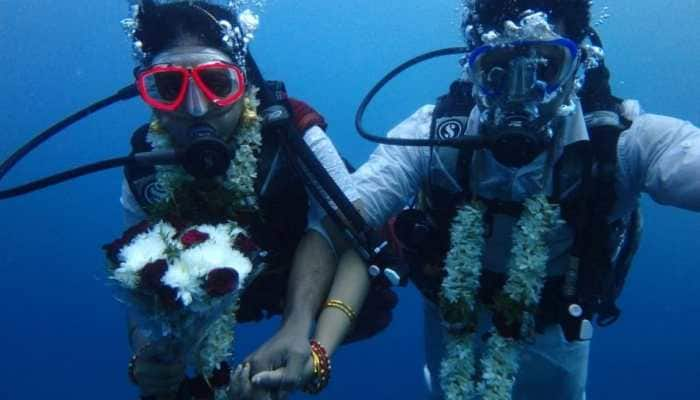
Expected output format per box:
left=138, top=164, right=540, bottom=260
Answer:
left=463, top=0, right=591, bottom=47
left=134, top=0, right=239, bottom=63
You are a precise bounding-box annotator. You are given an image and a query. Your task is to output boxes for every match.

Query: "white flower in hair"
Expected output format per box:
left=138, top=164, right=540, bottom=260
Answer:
left=121, top=4, right=140, bottom=34
left=219, top=19, right=238, bottom=49
left=480, top=11, right=561, bottom=46
left=121, top=4, right=146, bottom=60
left=238, top=9, right=259, bottom=41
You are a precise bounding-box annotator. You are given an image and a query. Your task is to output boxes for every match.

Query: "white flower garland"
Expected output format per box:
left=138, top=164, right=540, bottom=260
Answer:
left=200, top=300, right=240, bottom=400
left=147, top=87, right=263, bottom=211
left=440, top=194, right=562, bottom=400
left=109, top=220, right=255, bottom=388
left=440, top=202, right=485, bottom=399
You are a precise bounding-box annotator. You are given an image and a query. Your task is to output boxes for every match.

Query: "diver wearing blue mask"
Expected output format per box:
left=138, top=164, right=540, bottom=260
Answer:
left=341, top=0, right=700, bottom=399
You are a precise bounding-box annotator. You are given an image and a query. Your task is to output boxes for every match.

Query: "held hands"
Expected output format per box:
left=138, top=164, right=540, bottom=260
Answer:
left=233, top=340, right=329, bottom=399
left=245, top=324, right=312, bottom=390
left=229, top=322, right=321, bottom=399
left=230, top=350, right=319, bottom=400
left=230, top=363, right=291, bottom=400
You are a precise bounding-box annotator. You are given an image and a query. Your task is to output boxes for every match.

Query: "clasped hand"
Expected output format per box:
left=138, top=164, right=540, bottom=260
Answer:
left=230, top=326, right=315, bottom=400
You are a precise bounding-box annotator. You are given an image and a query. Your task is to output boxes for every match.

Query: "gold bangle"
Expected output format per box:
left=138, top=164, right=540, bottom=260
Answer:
left=324, top=299, right=357, bottom=323
left=310, top=349, right=320, bottom=376
left=303, top=340, right=331, bottom=395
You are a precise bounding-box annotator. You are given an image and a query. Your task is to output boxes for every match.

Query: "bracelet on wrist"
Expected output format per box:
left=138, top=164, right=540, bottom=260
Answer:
left=303, top=340, right=331, bottom=394
left=324, top=299, right=357, bottom=323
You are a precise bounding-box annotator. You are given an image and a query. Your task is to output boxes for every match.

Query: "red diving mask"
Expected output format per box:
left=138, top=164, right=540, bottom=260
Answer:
left=136, top=61, right=246, bottom=112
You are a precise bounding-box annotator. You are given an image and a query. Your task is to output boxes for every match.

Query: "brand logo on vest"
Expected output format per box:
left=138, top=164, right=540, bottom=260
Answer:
left=436, top=117, right=466, bottom=139
left=263, top=105, right=289, bottom=126
left=143, top=180, right=169, bottom=205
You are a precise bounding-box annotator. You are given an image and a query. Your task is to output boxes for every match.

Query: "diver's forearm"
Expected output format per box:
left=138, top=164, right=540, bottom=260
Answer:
left=281, top=230, right=337, bottom=333
left=313, top=250, right=370, bottom=355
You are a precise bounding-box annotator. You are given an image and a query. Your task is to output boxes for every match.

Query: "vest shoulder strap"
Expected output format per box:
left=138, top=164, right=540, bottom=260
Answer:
left=264, top=80, right=328, bottom=133
left=124, top=124, right=157, bottom=207
left=430, top=80, right=474, bottom=140
left=574, top=110, right=633, bottom=326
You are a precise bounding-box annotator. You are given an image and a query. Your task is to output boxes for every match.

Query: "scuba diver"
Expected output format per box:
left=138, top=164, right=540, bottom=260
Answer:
left=0, top=1, right=397, bottom=399
left=250, top=0, right=700, bottom=399
left=117, top=1, right=401, bottom=399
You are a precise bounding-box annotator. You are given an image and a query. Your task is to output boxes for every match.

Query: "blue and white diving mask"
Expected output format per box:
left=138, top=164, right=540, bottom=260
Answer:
left=468, top=38, right=579, bottom=102
left=465, top=38, right=580, bottom=168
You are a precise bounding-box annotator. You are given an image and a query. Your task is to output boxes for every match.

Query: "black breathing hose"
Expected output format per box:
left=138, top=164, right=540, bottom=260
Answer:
left=354, top=46, right=484, bottom=149
left=0, top=84, right=140, bottom=200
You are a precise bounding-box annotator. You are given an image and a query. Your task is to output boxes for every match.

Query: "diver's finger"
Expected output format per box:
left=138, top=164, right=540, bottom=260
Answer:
left=228, top=365, right=244, bottom=397
left=282, top=353, right=305, bottom=385
left=251, top=368, right=288, bottom=389
left=258, top=352, right=305, bottom=390
left=240, top=363, right=254, bottom=395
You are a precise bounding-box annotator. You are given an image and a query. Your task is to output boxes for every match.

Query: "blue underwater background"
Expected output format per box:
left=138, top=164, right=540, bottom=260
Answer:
left=1, top=1, right=700, bottom=399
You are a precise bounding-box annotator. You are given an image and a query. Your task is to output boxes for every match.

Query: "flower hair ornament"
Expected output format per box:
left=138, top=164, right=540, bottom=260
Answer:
left=121, top=0, right=261, bottom=65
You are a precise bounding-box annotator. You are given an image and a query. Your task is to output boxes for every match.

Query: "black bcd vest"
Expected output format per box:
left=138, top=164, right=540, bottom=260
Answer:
left=124, top=81, right=322, bottom=321
left=398, top=79, right=641, bottom=339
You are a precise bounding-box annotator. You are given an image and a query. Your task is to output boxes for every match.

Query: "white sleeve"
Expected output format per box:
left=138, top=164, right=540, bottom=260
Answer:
left=302, top=125, right=360, bottom=245
left=120, top=179, right=147, bottom=227
left=303, top=125, right=360, bottom=205
left=618, top=113, right=700, bottom=211
left=352, top=105, right=434, bottom=228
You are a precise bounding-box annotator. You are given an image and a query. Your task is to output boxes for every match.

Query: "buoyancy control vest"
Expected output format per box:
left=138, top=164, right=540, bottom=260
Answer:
left=395, top=77, right=642, bottom=342
left=125, top=80, right=400, bottom=338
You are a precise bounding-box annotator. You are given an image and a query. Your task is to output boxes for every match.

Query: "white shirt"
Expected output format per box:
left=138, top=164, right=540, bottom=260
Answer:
left=353, top=102, right=700, bottom=275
